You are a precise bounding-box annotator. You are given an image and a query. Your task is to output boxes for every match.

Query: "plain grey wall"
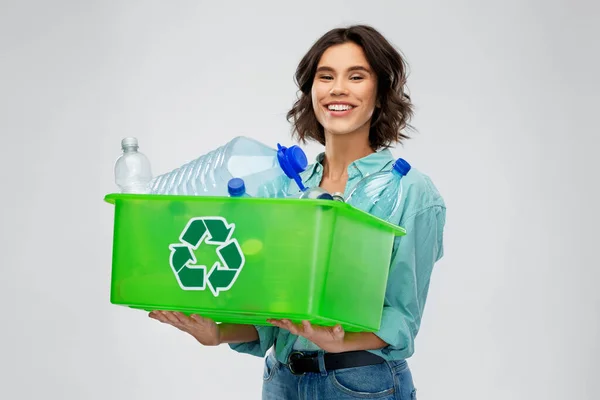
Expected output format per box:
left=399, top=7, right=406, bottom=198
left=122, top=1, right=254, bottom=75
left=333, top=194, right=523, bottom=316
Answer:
left=1, top=0, right=598, bottom=399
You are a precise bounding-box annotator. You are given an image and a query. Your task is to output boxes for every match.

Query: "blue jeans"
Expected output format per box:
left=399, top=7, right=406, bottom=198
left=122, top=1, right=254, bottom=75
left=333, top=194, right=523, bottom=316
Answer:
left=262, top=350, right=417, bottom=399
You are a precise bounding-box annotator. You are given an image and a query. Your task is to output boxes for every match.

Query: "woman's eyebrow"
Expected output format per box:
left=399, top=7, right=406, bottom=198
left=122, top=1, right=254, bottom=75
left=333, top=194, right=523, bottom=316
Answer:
left=316, top=65, right=371, bottom=74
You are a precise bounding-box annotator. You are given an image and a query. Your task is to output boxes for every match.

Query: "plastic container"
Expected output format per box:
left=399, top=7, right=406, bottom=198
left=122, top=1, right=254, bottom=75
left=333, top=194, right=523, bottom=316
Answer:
left=227, top=178, right=250, bottom=198
left=331, top=192, right=345, bottom=202
left=299, top=187, right=334, bottom=200
left=104, top=193, right=406, bottom=332
left=148, top=136, right=308, bottom=197
left=114, top=137, right=152, bottom=194
left=346, top=158, right=411, bottom=223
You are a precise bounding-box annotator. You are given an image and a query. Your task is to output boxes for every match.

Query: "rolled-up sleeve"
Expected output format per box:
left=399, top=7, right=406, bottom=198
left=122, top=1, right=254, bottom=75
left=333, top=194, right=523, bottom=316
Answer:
left=228, top=325, right=278, bottom=357
left=374, top=205, right=446, bottom=355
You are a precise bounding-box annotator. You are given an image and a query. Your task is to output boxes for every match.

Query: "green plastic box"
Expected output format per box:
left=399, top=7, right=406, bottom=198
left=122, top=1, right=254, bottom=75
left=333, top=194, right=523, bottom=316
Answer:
left=104, top=193, right=405, bottom=332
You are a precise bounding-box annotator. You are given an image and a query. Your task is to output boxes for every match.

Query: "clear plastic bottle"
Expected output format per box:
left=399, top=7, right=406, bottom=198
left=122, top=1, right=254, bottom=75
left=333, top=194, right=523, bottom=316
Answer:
left=298, top=187, right=334, bottom=200
left=227, top=178, right=250, bottom=198
left=148, top=136, right=308, bottom=198
left=346, top=158, right=411, bottom=222
left=114, top=137, right=152, bottom=194
left=331, top=192, right=345, bottom=202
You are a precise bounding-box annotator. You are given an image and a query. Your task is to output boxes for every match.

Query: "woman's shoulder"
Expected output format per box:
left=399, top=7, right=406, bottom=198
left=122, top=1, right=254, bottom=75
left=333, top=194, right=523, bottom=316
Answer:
left=400, top=166, right=446, bottom=216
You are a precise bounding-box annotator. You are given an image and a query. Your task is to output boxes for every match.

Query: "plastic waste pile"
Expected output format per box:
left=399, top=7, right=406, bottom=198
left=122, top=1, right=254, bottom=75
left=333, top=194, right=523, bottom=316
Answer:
left=114, top=136, right=411, bottom=219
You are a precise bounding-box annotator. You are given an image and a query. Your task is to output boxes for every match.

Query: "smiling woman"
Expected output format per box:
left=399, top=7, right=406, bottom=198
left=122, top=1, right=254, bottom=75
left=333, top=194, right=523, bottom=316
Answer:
left=149, top=24, right=446, bottom=400
left=287, top=25, right=413, bottom=152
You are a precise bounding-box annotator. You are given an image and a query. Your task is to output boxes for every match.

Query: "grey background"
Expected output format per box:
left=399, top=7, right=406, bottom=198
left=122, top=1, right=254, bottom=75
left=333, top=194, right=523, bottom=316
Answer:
left=1, top=0, right=598, bottom=399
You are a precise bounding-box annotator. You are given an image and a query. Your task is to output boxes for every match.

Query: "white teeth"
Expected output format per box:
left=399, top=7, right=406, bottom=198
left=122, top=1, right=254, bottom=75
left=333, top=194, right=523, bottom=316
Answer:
left=328, top=104, right=353, bottom=111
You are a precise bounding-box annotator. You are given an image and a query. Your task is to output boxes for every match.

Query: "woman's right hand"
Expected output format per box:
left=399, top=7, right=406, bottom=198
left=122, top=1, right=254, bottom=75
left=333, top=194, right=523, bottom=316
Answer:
left=149, top=311, right=221, bottom=346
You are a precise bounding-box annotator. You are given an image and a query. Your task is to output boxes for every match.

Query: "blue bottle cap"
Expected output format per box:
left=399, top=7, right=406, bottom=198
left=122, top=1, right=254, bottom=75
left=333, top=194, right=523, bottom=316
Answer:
left=228, top=177, right=246, bottom=197
left=316, top=192, right=334, bottom=200
left=392, top=158, right=411, bottom=176
left=277, top=143, right=308, bottom=191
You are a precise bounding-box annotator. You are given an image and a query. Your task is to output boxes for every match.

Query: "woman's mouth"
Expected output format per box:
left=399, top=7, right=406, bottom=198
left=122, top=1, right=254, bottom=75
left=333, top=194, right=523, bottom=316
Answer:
left=325, top=103, right=355, bottom=116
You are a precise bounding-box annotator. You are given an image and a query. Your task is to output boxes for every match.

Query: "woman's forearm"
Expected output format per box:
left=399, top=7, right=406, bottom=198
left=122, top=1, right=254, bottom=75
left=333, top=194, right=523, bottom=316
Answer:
left=341, top=332, right=388, bottom=352
left=218, top=323, right=259, bottom=344
left=217, top=323, right=387, bottom=351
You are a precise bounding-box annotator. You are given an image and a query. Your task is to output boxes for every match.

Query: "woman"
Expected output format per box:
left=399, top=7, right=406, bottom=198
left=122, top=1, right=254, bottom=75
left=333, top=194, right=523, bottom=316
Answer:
left=149, top=25, right=446, bottom=399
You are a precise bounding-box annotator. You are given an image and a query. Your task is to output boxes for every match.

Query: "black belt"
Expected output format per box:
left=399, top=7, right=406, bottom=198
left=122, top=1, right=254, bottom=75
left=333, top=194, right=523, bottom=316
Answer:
left=286, top=350, right=384, bottom=375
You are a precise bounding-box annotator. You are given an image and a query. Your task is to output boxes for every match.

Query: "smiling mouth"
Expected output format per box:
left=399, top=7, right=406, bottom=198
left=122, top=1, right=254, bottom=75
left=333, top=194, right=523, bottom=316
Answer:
left=327, top=104, right=355, bottom=111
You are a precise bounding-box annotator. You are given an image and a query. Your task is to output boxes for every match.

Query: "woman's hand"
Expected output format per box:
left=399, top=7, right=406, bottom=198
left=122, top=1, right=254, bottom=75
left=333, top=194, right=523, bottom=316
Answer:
left=149, top=311, right=221, bottom=346
left=268, top=319, right=346, bottom=353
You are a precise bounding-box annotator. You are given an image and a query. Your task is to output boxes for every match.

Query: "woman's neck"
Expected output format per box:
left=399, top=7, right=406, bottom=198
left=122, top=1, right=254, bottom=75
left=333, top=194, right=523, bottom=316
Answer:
left=322, top=131, right=374, bottom=181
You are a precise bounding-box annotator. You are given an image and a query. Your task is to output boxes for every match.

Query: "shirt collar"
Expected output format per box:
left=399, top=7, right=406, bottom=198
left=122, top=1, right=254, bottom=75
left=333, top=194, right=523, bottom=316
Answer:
left=300, top=148, right=396, bottom=183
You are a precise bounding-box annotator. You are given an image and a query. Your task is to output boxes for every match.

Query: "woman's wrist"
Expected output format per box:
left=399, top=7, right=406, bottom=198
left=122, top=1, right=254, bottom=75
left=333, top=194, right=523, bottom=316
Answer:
left=217, top=323, right=259, bottom=345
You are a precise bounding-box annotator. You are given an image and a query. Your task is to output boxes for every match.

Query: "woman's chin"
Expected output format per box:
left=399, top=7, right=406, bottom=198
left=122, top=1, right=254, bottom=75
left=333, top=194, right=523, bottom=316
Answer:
left=323, top=126, right=365, bottom=137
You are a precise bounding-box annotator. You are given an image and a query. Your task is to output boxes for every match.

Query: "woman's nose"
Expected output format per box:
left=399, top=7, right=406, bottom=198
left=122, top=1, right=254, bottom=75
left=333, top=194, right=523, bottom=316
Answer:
left=329, top=82, right=348, bottom=96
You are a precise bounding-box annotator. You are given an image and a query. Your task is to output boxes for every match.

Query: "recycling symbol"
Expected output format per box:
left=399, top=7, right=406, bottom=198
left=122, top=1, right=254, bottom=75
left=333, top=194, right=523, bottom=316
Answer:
left=168, top=216, right=245, bottom=296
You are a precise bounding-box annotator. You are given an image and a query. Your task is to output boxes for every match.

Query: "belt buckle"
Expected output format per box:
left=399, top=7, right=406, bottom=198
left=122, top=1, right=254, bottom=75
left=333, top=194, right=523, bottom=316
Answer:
left=287, top=351, right=306, bottom=376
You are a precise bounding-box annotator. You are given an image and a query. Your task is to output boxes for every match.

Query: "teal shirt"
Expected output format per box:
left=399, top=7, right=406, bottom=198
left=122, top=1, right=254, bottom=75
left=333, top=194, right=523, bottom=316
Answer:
left=229, top=149, right=446, bottom=363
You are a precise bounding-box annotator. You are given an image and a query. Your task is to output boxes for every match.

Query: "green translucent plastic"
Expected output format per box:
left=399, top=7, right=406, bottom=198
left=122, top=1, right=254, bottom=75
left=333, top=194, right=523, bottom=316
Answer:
left=104, top=193, right=405, bottom=332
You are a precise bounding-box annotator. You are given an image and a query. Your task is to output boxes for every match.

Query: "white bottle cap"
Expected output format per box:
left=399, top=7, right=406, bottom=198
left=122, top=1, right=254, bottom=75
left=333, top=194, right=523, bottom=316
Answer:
left=121, top=137, right=139, bottom=149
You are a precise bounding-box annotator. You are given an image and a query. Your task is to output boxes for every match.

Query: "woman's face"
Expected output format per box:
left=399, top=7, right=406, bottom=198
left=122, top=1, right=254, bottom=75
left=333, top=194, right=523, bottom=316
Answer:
left=311, top=42, right=378, bottom=138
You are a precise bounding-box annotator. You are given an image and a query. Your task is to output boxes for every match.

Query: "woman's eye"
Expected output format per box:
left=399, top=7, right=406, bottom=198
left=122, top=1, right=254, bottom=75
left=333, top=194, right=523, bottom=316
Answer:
left=319, top=75, right=333, bottom=80
left=351, top=76, right=364, bottom=81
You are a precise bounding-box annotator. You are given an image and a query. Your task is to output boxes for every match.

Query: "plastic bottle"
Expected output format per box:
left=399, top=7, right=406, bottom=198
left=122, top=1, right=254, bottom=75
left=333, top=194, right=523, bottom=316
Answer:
left=148, top=136, right=308, bottom=197
left=331, top=192, right=345, bottom=202
left=298, top=187, right=334, bottom=200
left=228, top=178, right=250, bottom=198
left=346, top=158, right=411, bottom=222
left=114, top=137, right=152, bottom=194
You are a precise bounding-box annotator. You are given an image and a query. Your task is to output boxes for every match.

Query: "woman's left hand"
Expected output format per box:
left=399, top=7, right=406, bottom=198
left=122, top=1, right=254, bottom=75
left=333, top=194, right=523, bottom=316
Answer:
left=267, top=319, right=346, bottom=353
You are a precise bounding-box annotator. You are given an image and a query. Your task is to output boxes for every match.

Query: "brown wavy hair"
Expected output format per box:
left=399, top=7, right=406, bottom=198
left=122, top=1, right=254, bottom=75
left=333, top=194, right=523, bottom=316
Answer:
left=286, top=25, right=414, bottom=150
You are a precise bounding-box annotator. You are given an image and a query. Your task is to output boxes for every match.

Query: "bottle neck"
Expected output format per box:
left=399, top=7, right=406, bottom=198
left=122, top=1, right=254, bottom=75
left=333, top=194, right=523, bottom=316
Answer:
left=122, top=145, right=138, bottom=153
left=391, top=168, right=403, bottom=177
